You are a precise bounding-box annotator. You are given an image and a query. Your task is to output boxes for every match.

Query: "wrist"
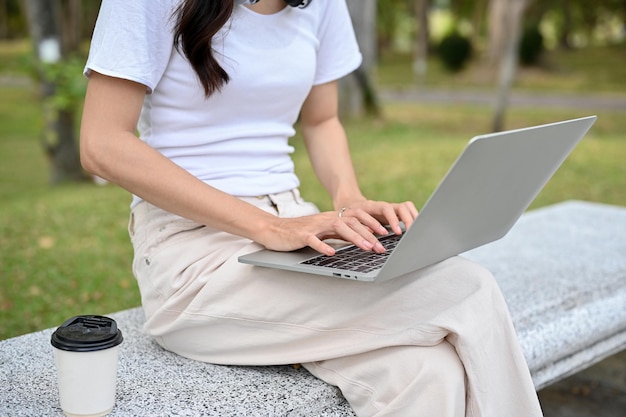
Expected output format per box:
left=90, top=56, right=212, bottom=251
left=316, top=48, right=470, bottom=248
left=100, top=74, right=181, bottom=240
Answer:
left=333, top=194, right=367, bottom=211
left=247, top=211, right=281, bottom=246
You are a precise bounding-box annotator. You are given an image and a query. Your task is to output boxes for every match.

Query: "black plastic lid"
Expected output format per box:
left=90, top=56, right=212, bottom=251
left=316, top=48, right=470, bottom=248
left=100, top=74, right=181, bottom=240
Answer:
left=51, top=315, right=123, bottom=352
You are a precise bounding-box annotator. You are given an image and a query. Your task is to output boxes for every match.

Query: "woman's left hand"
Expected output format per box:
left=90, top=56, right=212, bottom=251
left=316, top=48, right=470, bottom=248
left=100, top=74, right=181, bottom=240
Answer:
left=335, top=199, right=419, bottom=237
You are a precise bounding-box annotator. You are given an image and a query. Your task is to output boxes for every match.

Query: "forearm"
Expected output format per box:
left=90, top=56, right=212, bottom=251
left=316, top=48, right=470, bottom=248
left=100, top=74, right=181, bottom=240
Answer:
left=300, top=81, right=366, bottom=210
left=82, top=131, right=276, bottom=240
left=301, top=117, right=366, bottom=210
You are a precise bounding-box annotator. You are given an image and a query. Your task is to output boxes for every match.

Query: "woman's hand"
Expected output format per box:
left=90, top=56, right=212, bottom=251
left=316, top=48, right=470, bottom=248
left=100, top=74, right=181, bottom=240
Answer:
left=256, top=200, right=418, bottom=256
left=337, top=199, right=419, bottom=237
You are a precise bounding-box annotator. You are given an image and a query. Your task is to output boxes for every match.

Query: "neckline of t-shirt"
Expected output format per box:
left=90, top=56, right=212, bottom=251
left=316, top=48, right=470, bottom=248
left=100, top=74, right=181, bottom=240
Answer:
left=238, top=4, right=290, bottom=18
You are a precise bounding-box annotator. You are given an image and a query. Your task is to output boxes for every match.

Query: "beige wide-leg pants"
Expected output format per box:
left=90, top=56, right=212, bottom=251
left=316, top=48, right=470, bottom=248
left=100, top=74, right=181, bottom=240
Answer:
left=129, top=190, right=543, bottom=417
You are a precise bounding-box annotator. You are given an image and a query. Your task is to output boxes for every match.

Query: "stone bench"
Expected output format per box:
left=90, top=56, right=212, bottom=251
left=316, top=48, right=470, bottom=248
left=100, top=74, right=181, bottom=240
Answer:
left=2, top=200, right=625, bottom=416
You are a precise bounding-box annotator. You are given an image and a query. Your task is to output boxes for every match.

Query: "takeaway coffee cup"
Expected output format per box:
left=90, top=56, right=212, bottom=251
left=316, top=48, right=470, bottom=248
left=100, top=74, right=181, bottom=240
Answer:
left=51, top=315, right=123, bottom=417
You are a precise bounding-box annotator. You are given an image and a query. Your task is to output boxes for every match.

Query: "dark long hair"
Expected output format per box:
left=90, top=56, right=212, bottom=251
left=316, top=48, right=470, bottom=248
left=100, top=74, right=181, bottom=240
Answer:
left=173, top=0, right=234, bottom=97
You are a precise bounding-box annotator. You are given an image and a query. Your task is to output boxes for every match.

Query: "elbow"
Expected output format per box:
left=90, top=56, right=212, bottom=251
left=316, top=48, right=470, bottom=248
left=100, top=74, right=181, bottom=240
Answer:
left=79, top=130, right=108, bottom=178
left=79, top=135, right=97, bottom=175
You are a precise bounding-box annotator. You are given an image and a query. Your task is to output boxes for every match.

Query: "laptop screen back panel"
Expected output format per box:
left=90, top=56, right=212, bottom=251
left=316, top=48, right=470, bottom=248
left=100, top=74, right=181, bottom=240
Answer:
left=375, top=116, right=596, bottom=281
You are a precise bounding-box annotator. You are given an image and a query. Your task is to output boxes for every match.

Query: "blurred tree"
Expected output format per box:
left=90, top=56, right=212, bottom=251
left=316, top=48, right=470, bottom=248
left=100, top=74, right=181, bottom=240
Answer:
left=449, top=0, right=486, bottom=34
left=377, top=0, right=409, bottom=53
left=341, top=0, right=381, bottom=118
left=488, top=0, right=529, bottom=131
left=61, top=0, right=81, bottom=53
left=551, top=0, right=574, bottom=48
left=525, top=0, right=626, bottom=49
left=0, top=0, right=27, bottom=39
left=438, top=30, right=473, bottom=71
left=0, top=0, right=7, bottom=39
left=412, top=0, right=430, bottom=79
left=377, top=0, right=431, bottom=79
left=519, top=24, right=544, bottom=65
left=23, top=0, right=86, bottom=183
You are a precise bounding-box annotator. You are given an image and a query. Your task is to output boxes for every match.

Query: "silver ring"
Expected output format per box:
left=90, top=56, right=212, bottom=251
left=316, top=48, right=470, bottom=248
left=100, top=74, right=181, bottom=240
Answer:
left=338, top=207, right=348, bottom=218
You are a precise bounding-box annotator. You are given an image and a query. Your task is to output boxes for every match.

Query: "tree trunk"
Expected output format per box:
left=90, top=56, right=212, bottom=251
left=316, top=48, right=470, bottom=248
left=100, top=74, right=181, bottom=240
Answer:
left=472, top=0, right=488, bottom=41
left=61, top=0, right=82, bottom=54
left=489, top=0, right=528, bottom=132
left=486, top=0, right=509, bottom=65
left=412, top=0, right=429, bottom=80
left=0, top=0, right=8, bottom=39
left=23, top=0, right=85, bottom=184
left=340, top=0, right=381, bottom=118
left=558, top=0, right=573, bottom=49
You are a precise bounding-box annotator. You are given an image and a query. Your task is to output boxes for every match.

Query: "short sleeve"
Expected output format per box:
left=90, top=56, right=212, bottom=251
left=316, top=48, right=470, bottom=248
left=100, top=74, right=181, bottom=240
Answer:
left=313, top=0, right=363, bottom=85
left=84, top=0, right=178, bottom=93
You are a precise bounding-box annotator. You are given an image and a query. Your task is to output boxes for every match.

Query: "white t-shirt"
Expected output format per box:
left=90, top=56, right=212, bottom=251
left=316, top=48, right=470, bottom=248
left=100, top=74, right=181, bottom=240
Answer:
left=85, top=0, right=362, bottom=205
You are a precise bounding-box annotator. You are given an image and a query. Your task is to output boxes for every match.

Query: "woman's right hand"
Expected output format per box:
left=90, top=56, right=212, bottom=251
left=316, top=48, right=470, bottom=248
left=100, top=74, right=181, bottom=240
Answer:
left=256, top=201, right=416, bottom=256
left=255, top=212, right=379, bottom=256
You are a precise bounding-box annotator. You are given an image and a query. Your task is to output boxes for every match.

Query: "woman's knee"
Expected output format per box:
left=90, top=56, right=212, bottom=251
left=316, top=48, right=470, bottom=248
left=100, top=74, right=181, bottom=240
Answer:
left=379, top=342, right=466, bottom=416
left=444, top=257, right=502, bottom=301
left=412, top=341, right=466, bottom=395
left=304, top=342, right=466, bottom=417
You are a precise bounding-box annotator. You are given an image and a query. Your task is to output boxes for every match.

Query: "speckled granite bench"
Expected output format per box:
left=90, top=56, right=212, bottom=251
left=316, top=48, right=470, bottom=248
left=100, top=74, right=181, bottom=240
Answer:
left=2, top=200, right=625, bottom=416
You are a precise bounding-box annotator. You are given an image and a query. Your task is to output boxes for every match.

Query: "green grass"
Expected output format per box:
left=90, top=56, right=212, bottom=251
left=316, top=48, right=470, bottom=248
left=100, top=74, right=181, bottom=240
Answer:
left=0, top=184, right=135, bottom=336
left=0, top=40, right=32, bottom=77
left=295, top=104, right=626, bottom=211
left=0, top=83, right=137, bottom=338
left=378, top=44, right=626, bottom=96
left=1, top=40, right=626, bottom=340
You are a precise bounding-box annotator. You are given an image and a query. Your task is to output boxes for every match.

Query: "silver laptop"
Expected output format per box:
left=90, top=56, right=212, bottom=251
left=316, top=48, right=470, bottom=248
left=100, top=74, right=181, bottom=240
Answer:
left=239, top=116, right=597, bottom=282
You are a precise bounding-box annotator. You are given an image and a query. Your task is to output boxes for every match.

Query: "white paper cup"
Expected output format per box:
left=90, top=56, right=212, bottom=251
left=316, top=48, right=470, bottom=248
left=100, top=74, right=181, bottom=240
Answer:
left=51, top=316, right=123, bottom=417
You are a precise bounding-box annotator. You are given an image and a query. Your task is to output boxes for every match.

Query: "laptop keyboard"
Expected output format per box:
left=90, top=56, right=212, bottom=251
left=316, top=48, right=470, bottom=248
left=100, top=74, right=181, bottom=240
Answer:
left=300, top=233, right=402, bottom=274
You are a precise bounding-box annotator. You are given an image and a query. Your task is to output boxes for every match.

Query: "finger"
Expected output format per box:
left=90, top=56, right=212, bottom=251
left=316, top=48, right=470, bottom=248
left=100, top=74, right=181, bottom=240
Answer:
left=344, top=207, right=388, bottom=235
left=306, top=234, right=336, bottom=256
left=380, top=205, right=403, bottom=235
left=397, top=202, right=419, bottom=229
left=334, top=217, right=385, bottom=253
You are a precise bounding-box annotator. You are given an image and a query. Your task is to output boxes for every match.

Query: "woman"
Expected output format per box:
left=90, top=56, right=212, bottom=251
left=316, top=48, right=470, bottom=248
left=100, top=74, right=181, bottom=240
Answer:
left=80, top=0, right=543, bottom=415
